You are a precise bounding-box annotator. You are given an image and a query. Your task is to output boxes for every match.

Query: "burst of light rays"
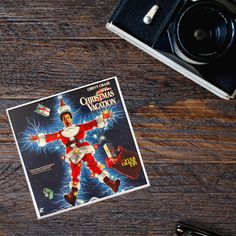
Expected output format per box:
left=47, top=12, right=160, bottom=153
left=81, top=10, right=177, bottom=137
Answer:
left=20, top=95, right=134, bottom=215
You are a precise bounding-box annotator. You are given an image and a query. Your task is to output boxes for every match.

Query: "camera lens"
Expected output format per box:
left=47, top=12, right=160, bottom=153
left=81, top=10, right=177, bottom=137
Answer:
left=172, top=1, right=235, bottom=64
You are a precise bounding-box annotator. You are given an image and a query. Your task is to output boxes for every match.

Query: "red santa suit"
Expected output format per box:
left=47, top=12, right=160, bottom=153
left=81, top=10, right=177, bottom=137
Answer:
left=37, top=114, right=109, bottom=189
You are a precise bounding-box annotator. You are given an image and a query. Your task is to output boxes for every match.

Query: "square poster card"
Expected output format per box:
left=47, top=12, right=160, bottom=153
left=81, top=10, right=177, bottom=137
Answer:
left=7, top=76, right=150, bottom=219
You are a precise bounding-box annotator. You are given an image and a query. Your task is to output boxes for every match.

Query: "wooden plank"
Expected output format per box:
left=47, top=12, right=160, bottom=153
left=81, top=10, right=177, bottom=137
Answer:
left=0, top=0, right=236, bottom=235
left=0, top=39, right=209, bottom=101
left=0, top=162, right=235, bottom=235
left=0, top=0, right=119, bottom=39
left=1, top=84, right=235, bottom=163
left=1, top=113, right=236, bottom=163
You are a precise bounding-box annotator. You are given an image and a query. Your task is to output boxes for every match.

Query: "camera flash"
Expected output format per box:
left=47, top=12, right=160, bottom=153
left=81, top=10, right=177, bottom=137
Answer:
left=143, top=5, right=159, bottom=24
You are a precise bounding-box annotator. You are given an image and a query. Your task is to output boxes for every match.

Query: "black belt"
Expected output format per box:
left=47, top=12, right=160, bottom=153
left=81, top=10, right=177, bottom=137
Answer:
left=66, top=139, right=84, bottom=147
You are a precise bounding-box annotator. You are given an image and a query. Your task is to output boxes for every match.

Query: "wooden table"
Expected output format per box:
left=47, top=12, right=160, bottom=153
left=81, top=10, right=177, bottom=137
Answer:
left=0, top=0, right=235, bottom=235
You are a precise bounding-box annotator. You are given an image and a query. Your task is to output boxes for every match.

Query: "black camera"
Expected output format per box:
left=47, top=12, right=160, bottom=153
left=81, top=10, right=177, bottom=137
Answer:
left=107, top=0, right=236, bottom=99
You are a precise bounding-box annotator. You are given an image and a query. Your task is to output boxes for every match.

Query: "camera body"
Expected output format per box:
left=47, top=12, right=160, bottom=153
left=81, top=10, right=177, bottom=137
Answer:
left=107, top=0, right=236, bottom=99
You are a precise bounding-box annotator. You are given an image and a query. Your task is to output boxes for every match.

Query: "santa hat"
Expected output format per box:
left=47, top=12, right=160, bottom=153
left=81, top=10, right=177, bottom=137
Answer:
left=58, top=95, right=71, bottom=116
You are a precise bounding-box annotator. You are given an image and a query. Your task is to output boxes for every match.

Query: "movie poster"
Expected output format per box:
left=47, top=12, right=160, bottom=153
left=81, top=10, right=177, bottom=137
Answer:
left=7, top=77, right=150, bottom=219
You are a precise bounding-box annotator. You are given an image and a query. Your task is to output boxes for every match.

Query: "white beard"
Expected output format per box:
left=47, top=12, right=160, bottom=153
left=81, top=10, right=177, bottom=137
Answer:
left=61, top=125, right=80, bottom=140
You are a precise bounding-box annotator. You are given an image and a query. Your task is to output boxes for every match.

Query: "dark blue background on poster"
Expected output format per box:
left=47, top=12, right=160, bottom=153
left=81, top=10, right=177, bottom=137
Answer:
left=8, top=78, right=148, bottom=217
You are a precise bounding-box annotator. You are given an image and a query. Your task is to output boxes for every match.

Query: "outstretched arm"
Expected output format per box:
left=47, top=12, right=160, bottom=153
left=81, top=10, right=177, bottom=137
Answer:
left=31, top=131, right=61, bottom=147
left=82, top=110, right=111, bottom=131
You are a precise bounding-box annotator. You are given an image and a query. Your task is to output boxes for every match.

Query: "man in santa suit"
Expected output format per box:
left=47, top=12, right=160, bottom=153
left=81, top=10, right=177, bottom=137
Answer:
left=31, top=96, right=120, bottom=206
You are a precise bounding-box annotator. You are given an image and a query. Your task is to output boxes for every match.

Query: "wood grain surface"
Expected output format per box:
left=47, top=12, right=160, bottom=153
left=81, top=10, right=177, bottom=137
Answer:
left=0, top=0, right=236, bottom=235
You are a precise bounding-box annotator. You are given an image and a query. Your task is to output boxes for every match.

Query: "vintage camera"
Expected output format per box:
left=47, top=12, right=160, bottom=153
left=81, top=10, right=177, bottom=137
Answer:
left=107, top=0, right=236, bottom=99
